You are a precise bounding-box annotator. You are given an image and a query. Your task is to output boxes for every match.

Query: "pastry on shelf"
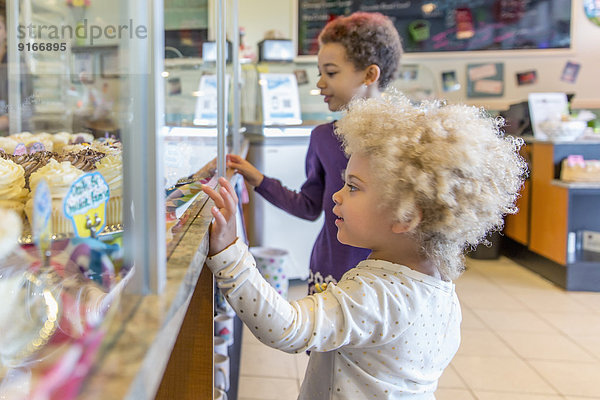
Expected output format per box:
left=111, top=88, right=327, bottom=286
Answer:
left=25, top=159, right=84, bottom=235
left=0, top=136, right=19, bottom=155
left=94, top=154, right=122, bottom=226
left=58, top=148, right=107, bottom=172
left=0, top=208, right=22, bottom=260
left=0, top=158, right=28, bottom=219
left=50, top=132, right=73, bottom=154
left=11, top=151, right=57, bottom=189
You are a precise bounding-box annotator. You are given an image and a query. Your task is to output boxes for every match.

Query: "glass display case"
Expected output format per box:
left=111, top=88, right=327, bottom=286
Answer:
left=1, top=0, right=236, bottom=398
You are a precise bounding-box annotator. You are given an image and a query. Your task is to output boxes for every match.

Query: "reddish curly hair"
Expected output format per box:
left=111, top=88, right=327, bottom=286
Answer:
left=318, top=12, right=402, bottom=89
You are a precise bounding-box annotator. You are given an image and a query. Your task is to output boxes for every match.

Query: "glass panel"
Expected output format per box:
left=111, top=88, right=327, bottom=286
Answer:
left=0, top=0, right=164, bottom=394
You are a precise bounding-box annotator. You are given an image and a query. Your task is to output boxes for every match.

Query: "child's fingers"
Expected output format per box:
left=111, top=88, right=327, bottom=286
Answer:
left=220, top=186, right=237, bottom=216
left=210, top=205, right=227, bottom=226
left=226, top=154, right=242, bottom=163
left=218, top=177, right=239, bottom=204
left=202, top=184, right=225, bottom=209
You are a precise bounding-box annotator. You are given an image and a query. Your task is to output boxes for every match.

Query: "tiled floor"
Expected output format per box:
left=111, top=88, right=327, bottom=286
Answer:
left=237, top=256, right=600, bottom=400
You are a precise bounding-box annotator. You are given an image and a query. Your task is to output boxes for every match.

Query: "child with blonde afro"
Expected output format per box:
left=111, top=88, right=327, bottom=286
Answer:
left=203, top=93, right=526, bottom=399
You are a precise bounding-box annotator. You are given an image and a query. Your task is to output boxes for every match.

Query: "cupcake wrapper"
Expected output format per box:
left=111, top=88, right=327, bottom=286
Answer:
left=106, top=196, right=122, bottom=227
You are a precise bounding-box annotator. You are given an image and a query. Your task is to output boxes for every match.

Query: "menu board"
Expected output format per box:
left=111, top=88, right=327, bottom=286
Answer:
left=298, top=0, right=572, bottom=55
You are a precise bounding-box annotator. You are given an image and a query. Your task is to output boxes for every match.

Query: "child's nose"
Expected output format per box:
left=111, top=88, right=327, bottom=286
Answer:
left=317, top=76, right=326, bottom=89
left=332, top=189, right=342, bottom=204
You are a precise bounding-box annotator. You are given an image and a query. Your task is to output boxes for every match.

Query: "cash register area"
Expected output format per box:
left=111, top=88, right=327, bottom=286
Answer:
left=238, top=257, right=600, bottom=400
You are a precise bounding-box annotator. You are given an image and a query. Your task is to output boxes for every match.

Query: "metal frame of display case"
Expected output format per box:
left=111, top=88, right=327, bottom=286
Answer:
left=121, top=0, right=167, bottom=294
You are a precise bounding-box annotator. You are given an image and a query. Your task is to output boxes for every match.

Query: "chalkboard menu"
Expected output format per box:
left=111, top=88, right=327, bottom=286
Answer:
left=298, top=0, right=572, bottom=55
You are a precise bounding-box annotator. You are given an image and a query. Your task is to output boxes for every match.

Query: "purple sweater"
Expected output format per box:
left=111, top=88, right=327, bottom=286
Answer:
left=255, top=122, right=371, bottom=293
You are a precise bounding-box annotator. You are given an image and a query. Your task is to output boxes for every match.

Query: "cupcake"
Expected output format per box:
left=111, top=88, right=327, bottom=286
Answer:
left=60, top=143, right=91, bottom=155
left=59, top=148, right=106, bottom=172
left=0, top=137, right=18, bottom=155
left=0, top=158, right=28, bottom=218
left=71, top=132, right=95, bottom=144
left=11, top=151, right=57, bottom=188
left=51, top=132, right=73, bottom=153
left=26, top=159, right=84, bottom=235
left=90, top=140, right=121, bottom=155
left=94, top=154, right=122, bottom=226
left=0, top=208, right=22, bottom=260
left=26, top=133, right=54, bottom=153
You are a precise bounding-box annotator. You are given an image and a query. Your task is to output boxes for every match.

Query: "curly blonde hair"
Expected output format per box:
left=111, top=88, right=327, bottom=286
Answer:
left=335, top=93, right=527, bottom=280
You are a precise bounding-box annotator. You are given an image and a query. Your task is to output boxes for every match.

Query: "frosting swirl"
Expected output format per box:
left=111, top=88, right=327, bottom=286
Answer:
left=95, top=154, right=122, bottom=197
left=0, top=158, right=28, bottom=201
left=29, top=159, right=84, bottom=200
left=59, top=149, right=106, bottom=172
left=11, top=151, right=57, bottom=188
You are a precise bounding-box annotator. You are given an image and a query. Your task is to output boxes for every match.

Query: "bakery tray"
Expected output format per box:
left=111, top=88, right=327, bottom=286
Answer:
left=19, top=224, right=124, bottom=245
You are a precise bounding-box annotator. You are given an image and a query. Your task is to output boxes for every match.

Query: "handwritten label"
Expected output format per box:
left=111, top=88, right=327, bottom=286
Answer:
left=63, top=172, right=110, bottom=238
left=33, top=179, right=52, bottom=257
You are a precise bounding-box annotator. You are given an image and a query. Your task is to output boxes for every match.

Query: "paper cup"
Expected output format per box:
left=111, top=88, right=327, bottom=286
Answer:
left=249, top=247, right=290, bottom=299
left=214, top=353, right=230, bottom=391
left=214, top=387, right=228, bottom=400
left=214, top=336, right=228, bottom=357
left=214, top=314, right=234, bottom=346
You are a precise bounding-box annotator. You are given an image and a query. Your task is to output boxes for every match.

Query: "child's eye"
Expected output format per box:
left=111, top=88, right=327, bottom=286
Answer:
left=346, top=183, right=358, bottom=192
left=327, top=72, right=337, bottom=77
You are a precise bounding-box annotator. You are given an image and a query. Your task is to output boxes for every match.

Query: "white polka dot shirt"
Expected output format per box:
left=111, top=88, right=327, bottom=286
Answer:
left=207, top=239, right=462, bottom=399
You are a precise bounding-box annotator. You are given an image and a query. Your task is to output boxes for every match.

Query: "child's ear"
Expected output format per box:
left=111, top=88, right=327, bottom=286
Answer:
left=391, top=210, right=422, bottom=234
left=364, top=64, right=381, bottom=86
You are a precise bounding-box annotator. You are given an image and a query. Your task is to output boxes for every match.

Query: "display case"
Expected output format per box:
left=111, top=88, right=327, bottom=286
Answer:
left=1, top=0, right=238, bottom=398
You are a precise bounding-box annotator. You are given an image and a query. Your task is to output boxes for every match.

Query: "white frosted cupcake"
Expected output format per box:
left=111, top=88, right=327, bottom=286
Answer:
left=51, top=131, right=73, bottom=153
left=26, top=132, right=54, bottom=153
left=0, top=208, right=22, bottom=260
left=71, top=132, right=94, bottom=144
left=9, top=131, right=33, bottom=145
left=94, top=154, right=122, bottom=226
left=0, top=158, right=28, bottom=218
left=0, top=136, right=19, bottom=155
left=60, top=143, right=87, bottom=155
left=26, top=159, right=84, bottom=234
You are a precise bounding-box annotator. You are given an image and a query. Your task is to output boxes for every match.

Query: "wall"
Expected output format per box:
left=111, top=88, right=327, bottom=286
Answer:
left=237, top=0, right=294, bottom=55
left=237, top=0, right=600, bottom=110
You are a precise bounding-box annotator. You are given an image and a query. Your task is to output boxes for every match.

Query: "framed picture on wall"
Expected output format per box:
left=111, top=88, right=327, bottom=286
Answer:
left=100, top=51, right=121, bottom=79
left=71, top=52, right=95, bottom=84
left=466, top=63, right=504, bottom=98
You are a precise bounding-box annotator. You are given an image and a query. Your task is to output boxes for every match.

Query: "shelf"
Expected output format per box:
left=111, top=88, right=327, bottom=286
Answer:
left=552, top=180, right=600, bottom=190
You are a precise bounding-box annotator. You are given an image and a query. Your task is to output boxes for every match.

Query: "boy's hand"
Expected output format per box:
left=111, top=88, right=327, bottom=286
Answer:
left=226, top=154, right=264, bottom=187
left=202, top=177, right=239, bottom=256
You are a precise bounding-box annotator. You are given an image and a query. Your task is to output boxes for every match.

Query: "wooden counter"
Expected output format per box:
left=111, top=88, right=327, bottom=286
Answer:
left=503, top=139, right=600, bottom=291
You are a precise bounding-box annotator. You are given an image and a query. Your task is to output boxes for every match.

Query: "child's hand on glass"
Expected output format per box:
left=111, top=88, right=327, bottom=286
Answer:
left=202, top=177, right=239, bottom=256
left=226, top=154, right=264, bottom=187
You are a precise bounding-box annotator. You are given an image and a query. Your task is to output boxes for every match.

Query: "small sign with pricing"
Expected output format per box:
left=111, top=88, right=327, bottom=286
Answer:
left=63, top=172, right=110, bottom=238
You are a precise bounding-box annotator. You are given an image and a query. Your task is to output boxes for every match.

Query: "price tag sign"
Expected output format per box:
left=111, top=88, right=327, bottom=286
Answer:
left=63, top=172, right=110, bottom=238
left=193, top=74, right=230, bottom=126
left=259, top=73, right=302, bottom=125
left=528, top=92, right=568, bottom=139
left=33, top=179, right=52, bottom=262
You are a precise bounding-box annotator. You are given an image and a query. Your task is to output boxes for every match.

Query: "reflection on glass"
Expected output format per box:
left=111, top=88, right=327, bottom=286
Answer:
left=1, top=0, right=133, bottom=396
